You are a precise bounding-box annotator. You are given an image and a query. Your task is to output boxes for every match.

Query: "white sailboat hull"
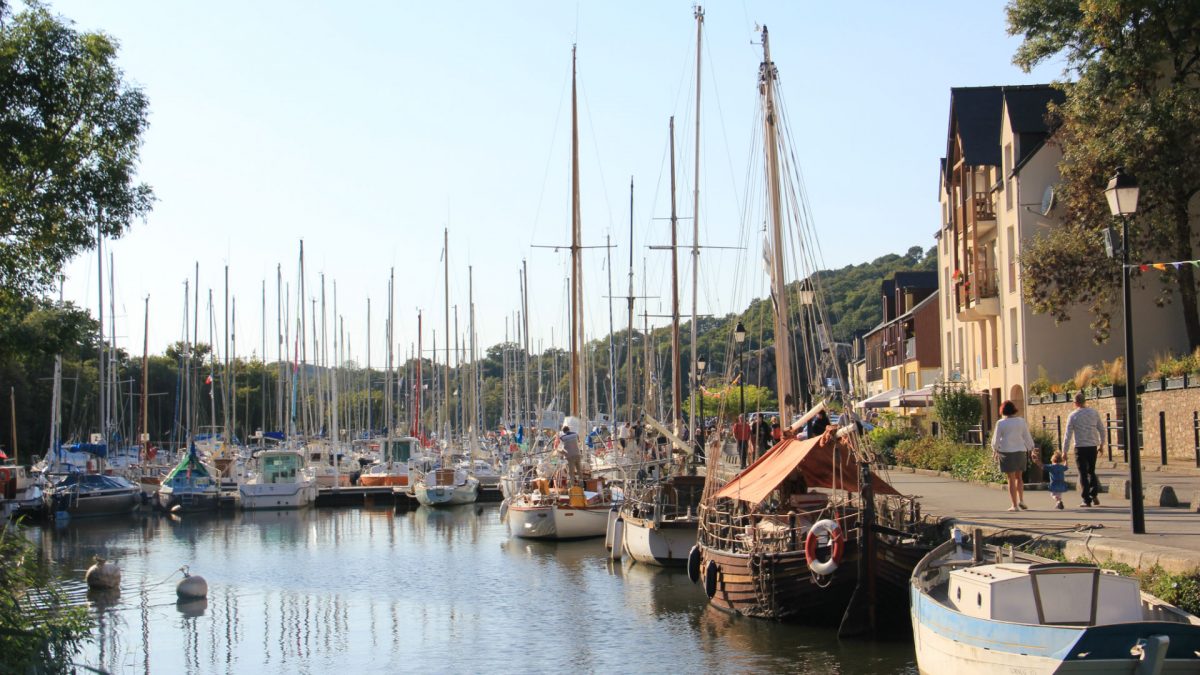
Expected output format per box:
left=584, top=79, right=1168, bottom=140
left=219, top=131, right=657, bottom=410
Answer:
left=621, top=516, right=697, bottom=566
left=413, top=478, right=479, bottom=507
left=239, top=481, right=317, bottom=510
left=508, top=502, right=610, bottom=540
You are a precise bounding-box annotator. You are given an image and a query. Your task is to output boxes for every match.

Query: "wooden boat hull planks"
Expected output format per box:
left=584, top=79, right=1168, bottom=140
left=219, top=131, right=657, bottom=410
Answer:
left=699, top=545, right=859, bottom=620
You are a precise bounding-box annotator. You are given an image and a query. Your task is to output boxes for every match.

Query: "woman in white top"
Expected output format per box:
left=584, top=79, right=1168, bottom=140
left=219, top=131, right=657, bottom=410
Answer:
left=990, top=399, right=1035, bottom=511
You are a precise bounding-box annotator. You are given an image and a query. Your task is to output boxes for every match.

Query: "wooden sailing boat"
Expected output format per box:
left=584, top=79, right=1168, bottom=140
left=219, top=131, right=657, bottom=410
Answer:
left=690, top=26, right=929, bottom=625
left=506, top=45, right=616, bottom=540
left=618, top=7, right=707, bottom=567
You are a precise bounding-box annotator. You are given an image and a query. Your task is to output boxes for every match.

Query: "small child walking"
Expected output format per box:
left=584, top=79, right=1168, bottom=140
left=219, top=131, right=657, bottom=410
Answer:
left=1046, top=451, right=1069, bottom=510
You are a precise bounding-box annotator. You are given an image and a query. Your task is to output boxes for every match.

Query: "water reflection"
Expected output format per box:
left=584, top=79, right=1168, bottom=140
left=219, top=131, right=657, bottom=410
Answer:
left=29, top=505, right=916, bottom=673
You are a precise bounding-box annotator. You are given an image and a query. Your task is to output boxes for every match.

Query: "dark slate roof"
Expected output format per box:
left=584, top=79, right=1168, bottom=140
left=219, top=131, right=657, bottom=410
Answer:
left=1003, top=85, right=1064, bottom=135
left=947, top=87, right=1004, bottom=167
left=891, top=271, right=938, bottom=289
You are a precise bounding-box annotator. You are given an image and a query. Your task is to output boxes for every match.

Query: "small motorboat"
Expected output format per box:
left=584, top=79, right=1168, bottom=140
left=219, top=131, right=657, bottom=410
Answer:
left=910, top=529, right=1200, bottom=674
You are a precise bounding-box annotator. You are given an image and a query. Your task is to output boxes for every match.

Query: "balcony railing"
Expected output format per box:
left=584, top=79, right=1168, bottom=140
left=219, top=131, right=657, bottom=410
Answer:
left=974, top=192, right=995, bottom=221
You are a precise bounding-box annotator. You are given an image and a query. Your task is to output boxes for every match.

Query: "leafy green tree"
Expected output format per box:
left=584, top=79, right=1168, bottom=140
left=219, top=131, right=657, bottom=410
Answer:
left=932, top=381, right=983, bottom=442
left=0, top=522, right=92, bottom=672
left=0, top=1, right=153, bottom=304
left=1008, top=1, right=1200, bottom=346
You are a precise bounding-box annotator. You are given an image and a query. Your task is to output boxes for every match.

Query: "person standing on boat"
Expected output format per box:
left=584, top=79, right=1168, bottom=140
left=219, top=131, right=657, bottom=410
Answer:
left=991, top=400, right=1034, bottom=512
left=1062, top=391, right=1105, bottom=507
left=732, top=415, right=751, bottom=468
left=558, top=425, right=583, bottom=487
left=751, top=413, right=771, bottom=461
left=805, top=409, right=830, bottom=439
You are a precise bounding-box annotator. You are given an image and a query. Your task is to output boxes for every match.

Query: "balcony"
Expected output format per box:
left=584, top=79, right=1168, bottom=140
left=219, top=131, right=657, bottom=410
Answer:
left=954, top=267, right=1000, bottom=321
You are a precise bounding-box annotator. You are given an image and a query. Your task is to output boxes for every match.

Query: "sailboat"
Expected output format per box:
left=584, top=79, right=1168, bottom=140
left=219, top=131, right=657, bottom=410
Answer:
left=413, top=245, right=479, bottom=507
left=690, top=27, right=928, bottom=625
left=505, top=46, right=617, bottom=540
left=618, top=8, right=708, bottom=567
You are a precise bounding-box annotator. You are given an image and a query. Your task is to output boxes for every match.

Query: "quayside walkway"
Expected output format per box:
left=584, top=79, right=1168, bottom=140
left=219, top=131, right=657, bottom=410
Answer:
left=884, top=464, right=1200, bottom=573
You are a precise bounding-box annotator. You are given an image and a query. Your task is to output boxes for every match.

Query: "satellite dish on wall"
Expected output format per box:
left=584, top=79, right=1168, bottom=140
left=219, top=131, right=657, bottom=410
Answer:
left=1040, top=185, right=1057, bottom=216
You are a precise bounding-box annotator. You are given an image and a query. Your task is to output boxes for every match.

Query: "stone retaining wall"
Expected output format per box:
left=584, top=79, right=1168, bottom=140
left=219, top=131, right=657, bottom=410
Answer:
left=1141, top=386, right=1200, bottom=466
left=1029, top=388, right=1200, bottom=466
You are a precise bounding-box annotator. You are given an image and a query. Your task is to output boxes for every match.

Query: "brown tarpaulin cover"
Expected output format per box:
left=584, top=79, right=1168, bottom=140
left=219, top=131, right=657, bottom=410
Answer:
left=714, top=432, right=899, bottom=506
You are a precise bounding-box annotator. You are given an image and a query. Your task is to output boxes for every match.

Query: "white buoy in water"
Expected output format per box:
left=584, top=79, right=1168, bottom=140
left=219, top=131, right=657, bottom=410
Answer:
left=176, top=565, right=208, bottom=599
left=85, top=556, right=121, bottom=590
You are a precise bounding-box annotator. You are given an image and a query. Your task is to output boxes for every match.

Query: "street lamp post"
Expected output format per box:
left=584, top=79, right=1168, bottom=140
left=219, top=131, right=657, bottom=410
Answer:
left=734, top=321, right=747, bottom=419
left=1105, top=166, right=1145, bottom=534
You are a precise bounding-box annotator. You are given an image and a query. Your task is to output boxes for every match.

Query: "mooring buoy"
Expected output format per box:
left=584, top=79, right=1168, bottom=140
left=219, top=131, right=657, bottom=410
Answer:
left=176, top=565, right=208, bottom=599
left=85, top=556, right=121, bottom=590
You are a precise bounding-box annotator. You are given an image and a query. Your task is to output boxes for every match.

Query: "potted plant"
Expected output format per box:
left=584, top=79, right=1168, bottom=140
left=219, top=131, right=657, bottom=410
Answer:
left=1143, top=354, right=1167, bottom=391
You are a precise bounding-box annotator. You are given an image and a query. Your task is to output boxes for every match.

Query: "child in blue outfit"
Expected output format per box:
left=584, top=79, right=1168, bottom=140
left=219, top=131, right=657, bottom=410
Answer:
left=1046, top=451, right=1069, bottom=510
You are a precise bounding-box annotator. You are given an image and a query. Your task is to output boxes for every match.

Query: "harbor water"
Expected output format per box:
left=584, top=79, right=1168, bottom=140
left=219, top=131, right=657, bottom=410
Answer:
left=28, top=505, right=916, bottom=673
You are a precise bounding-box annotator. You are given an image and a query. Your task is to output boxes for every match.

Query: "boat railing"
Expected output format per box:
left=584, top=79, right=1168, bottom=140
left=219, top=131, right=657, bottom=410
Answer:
left=698, top=502, right=851, bottom=554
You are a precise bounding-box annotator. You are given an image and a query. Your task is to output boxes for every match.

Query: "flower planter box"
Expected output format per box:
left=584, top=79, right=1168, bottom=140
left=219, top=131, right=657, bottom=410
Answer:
left=1143, top=378, right=1165, bottom=392
left=1187, top=374, right=1200, bottom=388
left=1028, top=394, right=1044, bottom=405
left=1165, top=375, right=1187, bottom=390
left=1094, top=386, right=1114, bottom=398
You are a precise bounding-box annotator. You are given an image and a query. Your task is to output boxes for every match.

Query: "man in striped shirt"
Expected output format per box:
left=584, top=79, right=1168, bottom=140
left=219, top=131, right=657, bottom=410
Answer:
left=1062, top=392, right=1106, bottom=507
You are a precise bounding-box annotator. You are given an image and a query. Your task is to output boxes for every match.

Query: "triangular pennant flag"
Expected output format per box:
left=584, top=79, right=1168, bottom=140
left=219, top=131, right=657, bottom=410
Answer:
left=1173, top=262, right=1182, bottom=270
left=1139, top=264, right=1149, bottom=272
left=1153, top=263, right=1168, bottom=271
left=1193, top=261, right=1200, bottom=268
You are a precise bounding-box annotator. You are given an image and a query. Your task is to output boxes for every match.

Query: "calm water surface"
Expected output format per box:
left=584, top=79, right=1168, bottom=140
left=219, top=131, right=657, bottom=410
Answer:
left=29, top=505, right=916, bottom=674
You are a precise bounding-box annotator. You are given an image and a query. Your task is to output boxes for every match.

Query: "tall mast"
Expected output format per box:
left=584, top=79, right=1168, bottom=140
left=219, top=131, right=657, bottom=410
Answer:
left=276, top=265, right=283, bottom=432
left=605, top=233, right=616, bottom=422
left=231, top=296, right=238, bottom=442
left=366, top=298, right=372, bottom=437
left=443, top=228, right=451, bottom=440
left=569, top=45, right=584, bottom=420
left=689, top=5, right=704, bottom=442
left=626, top=178, right=635, bottom=424
left=415, top=311, right=422, bottom=439
left=761, top=26, right=795, bottom=423
left=521, top=262, right=531, bottom=434
left=224, top=265, right=231, bottom=441
left=298, top=242, right=308, bottom=436
left=96, top=222, right=105, bottom=449
left=669, top=116, right=682, bottom=432
left=468, top=267, right=478, bottom=442
left=140, top=295, right=149, bottom=459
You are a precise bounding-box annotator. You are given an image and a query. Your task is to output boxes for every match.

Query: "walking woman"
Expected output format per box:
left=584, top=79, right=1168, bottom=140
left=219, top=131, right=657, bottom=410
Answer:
left=991, top=400, right=1034, bottom=511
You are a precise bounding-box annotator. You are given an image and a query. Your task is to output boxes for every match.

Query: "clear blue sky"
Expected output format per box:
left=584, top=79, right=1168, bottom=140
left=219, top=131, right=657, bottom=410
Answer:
left=49, top=0, right=1061, bottom=366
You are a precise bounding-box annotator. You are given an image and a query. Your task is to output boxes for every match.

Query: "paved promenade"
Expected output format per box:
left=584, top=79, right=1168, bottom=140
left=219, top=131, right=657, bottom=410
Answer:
left=884, top=463, right=1200, bottom=573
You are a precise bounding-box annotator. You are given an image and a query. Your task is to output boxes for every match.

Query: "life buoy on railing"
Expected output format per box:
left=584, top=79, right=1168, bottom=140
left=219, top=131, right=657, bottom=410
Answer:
left=0, top=467, right=10, bottom=484
left=805, top=518, right=845, bottom=576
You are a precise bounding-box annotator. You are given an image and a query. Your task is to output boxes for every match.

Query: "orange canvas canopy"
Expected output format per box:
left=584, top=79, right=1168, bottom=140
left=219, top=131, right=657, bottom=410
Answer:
left=714, top=432, right=899, bottom=506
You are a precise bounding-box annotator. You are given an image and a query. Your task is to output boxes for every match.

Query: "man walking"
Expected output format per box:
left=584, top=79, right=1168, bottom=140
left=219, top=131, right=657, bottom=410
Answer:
left=732, top=415, right=751, bottom=468
left=1062, top=392, right=1105, bottom=507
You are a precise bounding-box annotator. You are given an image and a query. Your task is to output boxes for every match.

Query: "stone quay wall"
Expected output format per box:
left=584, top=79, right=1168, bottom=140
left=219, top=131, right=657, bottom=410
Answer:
left=1028, top=384, right=1200, bottom=467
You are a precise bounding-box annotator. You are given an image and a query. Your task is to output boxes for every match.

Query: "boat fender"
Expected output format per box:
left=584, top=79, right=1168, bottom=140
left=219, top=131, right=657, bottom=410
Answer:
left=703, top=559, right=719, bottom=599
left=687, top=545, right=702, bottom=584
left=605, top=508, right=619, bottom=550
left=0, top=467, right=10, bottom=484
left=176, top=566, right=208, bottom=599
left=499, top=498, right=510, bottom=523
left=609, top=518, right=624, bottom=561
left=805, top=519, right=844, bottom=576
left=85, top=556, right=121, bottom=590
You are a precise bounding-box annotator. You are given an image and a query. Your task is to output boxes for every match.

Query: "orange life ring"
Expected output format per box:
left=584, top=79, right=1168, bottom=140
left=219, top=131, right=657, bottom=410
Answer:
left=805, top=518, right=845, bottom=576
left=0, top=467, right=10, bottom=484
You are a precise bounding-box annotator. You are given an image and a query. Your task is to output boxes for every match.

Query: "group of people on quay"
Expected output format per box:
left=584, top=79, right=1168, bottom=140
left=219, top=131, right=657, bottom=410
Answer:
left=989, top=392, right=1107, bottom=512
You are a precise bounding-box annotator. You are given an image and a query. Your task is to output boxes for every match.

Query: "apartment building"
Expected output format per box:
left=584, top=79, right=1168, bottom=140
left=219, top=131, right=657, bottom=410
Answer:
left=857, top=271, right=941, bottom=410
left=937, top=85, right=1189, bottom=429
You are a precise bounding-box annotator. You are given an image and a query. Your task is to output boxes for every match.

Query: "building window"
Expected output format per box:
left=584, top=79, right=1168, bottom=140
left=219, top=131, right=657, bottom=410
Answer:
left=957, top=327, right=964, bottom=376
left=992, top=318, right=999, bottom=367
left=1004, top=143, right=1014, bottom=211
left=944, top=268, right=951, bottom=318
left=907, top=372, right=917, bottom=390
left=1007, top=226, right=1016, bottom=294
left=980, top=324, right=988, bottom=370
left=1010, top=307, right=1019, bottom=364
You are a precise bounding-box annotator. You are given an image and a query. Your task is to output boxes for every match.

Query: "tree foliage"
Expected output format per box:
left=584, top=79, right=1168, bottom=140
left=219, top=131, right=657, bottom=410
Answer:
left=0, top=522, right=93, bottom=673
left=933, top=381, right=983, bottom=442
left=1008, top=0, right=1200, bottom=347
left=0, top=1, right=153, bottom=304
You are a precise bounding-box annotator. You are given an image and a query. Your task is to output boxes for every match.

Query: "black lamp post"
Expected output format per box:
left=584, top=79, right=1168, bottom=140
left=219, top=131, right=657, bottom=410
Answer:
left=1104, top=166, right=1145, bottom=534
left=734, top=321, right=747, bottom=419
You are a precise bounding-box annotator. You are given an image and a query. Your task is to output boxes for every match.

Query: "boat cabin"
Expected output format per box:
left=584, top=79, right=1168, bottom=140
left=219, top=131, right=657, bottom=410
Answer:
left=384, top=438, right=417, bottom=463
left=259, top=452, right=303, bottom=484
left=948, top=562, right=1142, bottom=626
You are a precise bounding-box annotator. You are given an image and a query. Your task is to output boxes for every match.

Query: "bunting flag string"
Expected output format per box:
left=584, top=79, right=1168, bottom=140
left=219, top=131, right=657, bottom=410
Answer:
left=1126, top=258, right=1200, bottom=272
